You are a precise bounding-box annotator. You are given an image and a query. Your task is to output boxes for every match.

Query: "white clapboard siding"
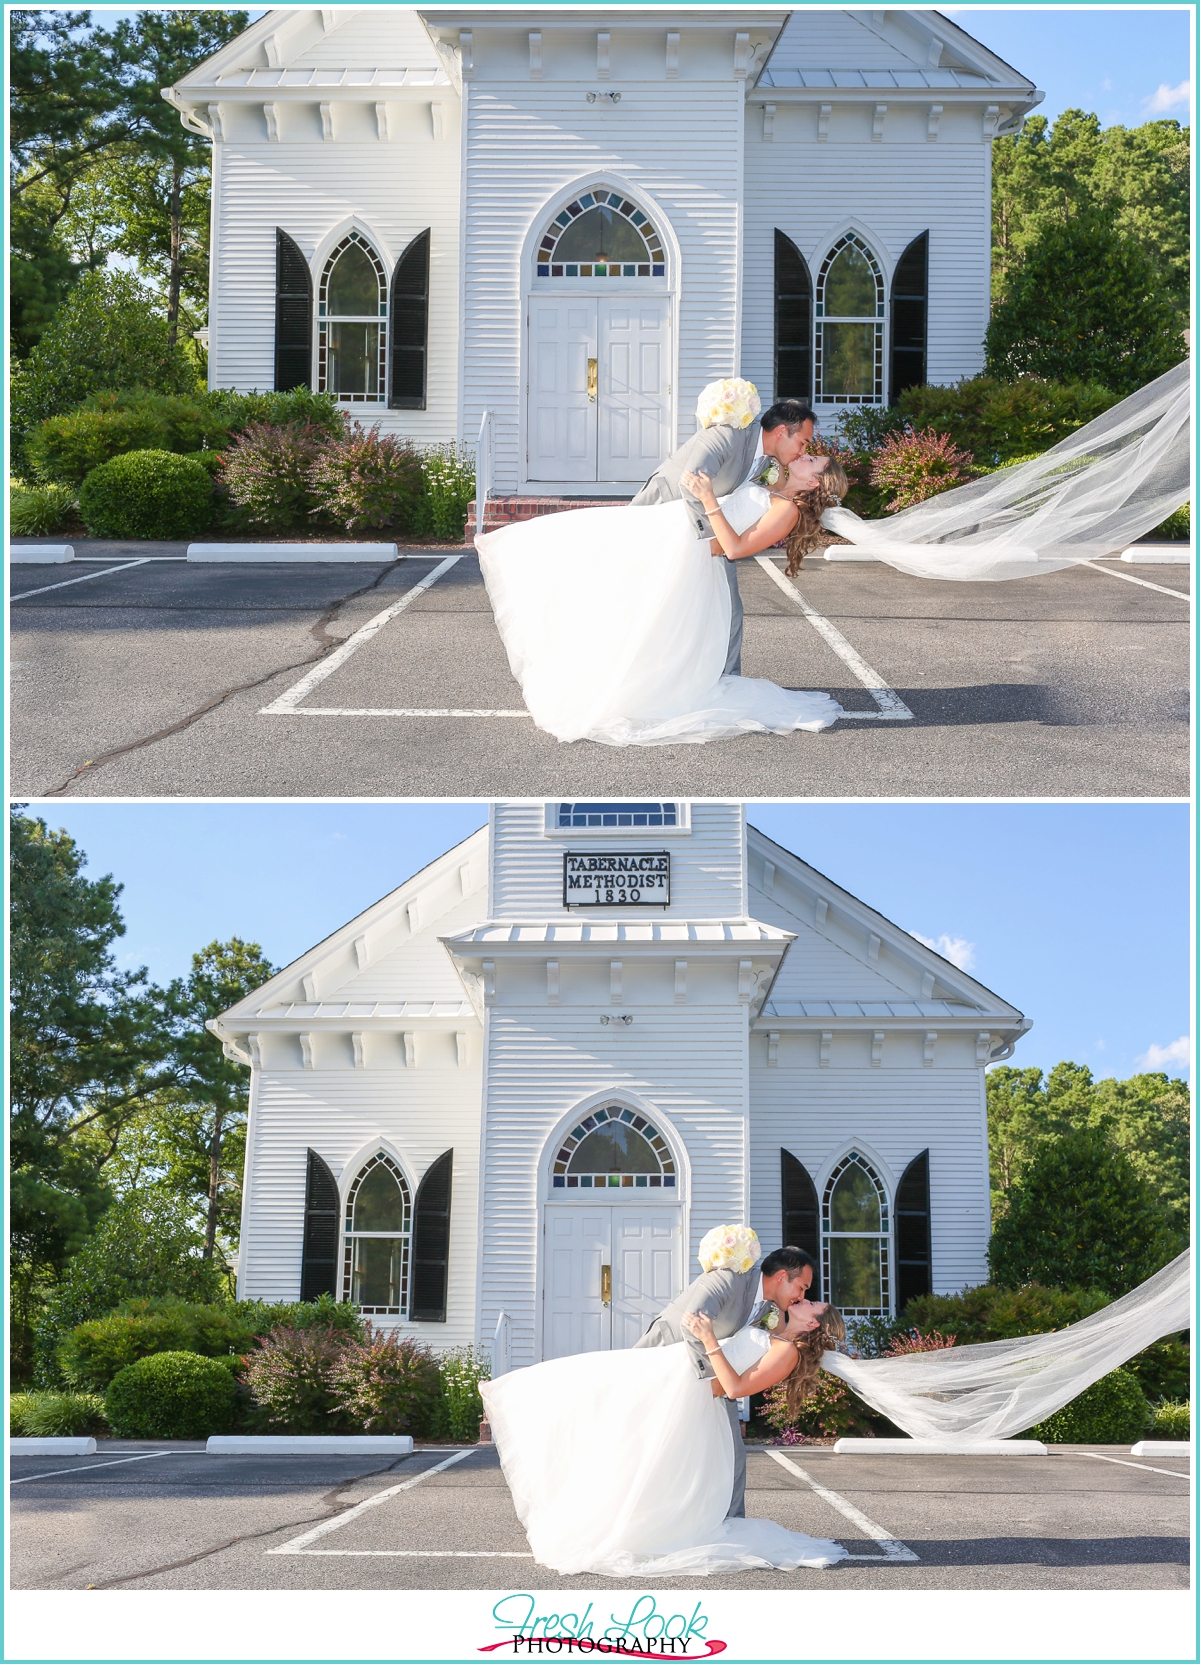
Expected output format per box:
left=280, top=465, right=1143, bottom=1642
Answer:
left=462, top=84, right=744, bottom=491
left=240, top=1068, right=482, bottom=1348
left=210, top=117, right=461, bottom=441
left=749, top=1066, right=991, bottom=1293
left=742, top=123, right=992, bottom=399
left=769, top=11, right=928, bottom=71
left=287, top=9, right=444, bottom=68
left=331, top=892, right=489, bottom=1002
left=481, top=1009, right=750, bottom=1366
left=490, top=801, right=748, bottom=919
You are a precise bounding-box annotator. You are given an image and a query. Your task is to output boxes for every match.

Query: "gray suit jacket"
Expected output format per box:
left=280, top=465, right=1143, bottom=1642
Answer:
left=631, top=422, right=763, bottom=540
left=633, top=1266, right=764, bottom=1380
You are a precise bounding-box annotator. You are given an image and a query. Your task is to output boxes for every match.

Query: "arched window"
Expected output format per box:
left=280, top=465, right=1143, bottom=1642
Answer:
left=551, top=1104, right=676, bottom=1189
left=815, top=233, right=885, bottom=405
left=390, top=229, right=429, bottom=411
left=822, top=1151, right=890, bottom=1316
left=536, top=189, right=665, bottom=279
left=318, top=231, right=388, bottom=402
left=343, top=1153, right=411, bottom=1314
left=774, top=231, right=812, bottom=402
left=890, top=231, right=928, bottom=402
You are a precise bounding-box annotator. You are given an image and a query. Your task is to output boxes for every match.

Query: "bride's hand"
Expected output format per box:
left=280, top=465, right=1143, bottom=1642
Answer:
left=682, top=1310, right=717, bottom=1344
left=680, top=469, right=719, bottom=510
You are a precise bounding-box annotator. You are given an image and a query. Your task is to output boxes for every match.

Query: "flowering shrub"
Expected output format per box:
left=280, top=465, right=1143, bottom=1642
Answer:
left=435, top=1345, right=491, bottom=1441
left=882, top=1328, right=958, bottom=1356
left=869, top=427, right=974, bottom=512
left=697, top=1224, right=761, bottom=1275
left=417, top=441, right=476, bottom=540
left=307, top=421, right=425, bottom=532
left=240, top=1325, right=353, bottom=1433
left=220, top=420, right=332, bottom=530
left=328, top=1328, right=442, bottom=1434
left=761, top=1371, right=876, bottom=1442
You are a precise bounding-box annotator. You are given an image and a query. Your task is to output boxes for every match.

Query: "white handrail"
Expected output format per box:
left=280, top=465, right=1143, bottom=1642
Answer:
left=476, top=408, right=493, bottom=509
left=492, top=1309, right=511, bottom=1378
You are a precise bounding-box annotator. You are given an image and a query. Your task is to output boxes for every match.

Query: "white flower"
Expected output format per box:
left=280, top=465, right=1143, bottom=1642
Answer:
left=696, top=378, right=761, bottom=432
left=698, top=1223, right=762, bottom=1273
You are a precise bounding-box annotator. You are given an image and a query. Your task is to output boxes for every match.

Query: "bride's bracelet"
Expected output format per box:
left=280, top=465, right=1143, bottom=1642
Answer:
left=704, top=1346, right=723, bottom=1356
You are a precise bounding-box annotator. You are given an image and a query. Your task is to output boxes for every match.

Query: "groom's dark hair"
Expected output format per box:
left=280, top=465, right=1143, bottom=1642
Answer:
left=761, top=400, right=816, bottom=435
left=761, top=1246, right=816, bottom=1279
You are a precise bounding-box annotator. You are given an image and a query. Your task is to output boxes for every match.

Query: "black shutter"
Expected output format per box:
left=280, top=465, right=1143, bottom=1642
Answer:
left=300, top=1148, right=339, bottom=1301
left=781, top=1148, right=821, bottom=1298
left=890, top=231, right=928, bottom=403
left=895, top=1148, right=932, bottom=1310
left=774, top=230, right=812, bottom=402
left=274, top=229, right=313, bottom=392
left=390, top=229, right=429, bottom=410
left=410, top=1148, right=453, bottom=1321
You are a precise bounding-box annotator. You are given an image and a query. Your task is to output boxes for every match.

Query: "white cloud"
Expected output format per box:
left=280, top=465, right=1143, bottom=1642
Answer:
left=1144, top=79, right=1192, bottom=114
left=1134, top=1036, right=1191, bottom=1072
left=910, top=931, right=976, bottom=972
left=1102, top=78, right=1113, bottom=92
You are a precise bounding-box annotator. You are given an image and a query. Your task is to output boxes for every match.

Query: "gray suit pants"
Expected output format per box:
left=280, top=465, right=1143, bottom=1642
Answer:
left=722, top=559, right=743, bottom=677
left=724, top=1397, right=747, bottom=1517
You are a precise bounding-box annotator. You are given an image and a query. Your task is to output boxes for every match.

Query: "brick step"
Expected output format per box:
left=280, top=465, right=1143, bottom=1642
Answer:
left=465, top=495, right=632, bottom=539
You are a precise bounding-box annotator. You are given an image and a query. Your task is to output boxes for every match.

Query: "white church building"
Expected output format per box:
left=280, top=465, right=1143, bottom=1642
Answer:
left=166, top=7, right=1040, bottom=498
left=212, top=802, right=1030, bottom=1365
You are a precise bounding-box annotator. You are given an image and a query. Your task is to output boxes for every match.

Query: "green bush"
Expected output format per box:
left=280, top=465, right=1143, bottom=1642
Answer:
left=1151, top=503, right=1189, bottom=541
left=329, top=1330, right=442, bottom=1434
left=79, top=450, right=214, bottom=539
left=9, top=269, right=200, bottom=475
left=105, top=1351, right=237, bottom=1439
left=232, top=1292, right=366, bottom=1341
left=28, top=407, right=177, bottom=487
left=1150, top=1400, right=1190, bottom=1440
left=416, top=442, right=476, bottom=540
left=903, top=1282, right=1111, bottom=1345
left=11, top=1390, right=108, bottom=1438
left=433, top=1345, right=491, bottom=1441
left=1129, top=1338, right=1191, bottom=1402
left=201, top=387, right=345, bottom=441
left=9, top=481, right=77, bottom=536
left=34, top=1191, right=228, bottom=1386
left=58, top=1301, right=261, bottom=1392
left=1021, top=1367, right=1151, bottom=1445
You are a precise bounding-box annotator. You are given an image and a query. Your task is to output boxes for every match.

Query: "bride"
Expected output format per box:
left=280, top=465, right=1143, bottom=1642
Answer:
left=479, top=1298, right=850, bottom=1577
left=475, top=458, right=849, bottom=747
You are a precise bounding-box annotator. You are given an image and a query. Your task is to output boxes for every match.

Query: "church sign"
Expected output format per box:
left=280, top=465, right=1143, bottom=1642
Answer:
left=563, top=852, right=670, bottom=907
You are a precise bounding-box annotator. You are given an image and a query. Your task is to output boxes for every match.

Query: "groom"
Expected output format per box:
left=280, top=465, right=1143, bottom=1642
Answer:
left=634, top=1245, right=816, bottom=1519
left=631, top=399, right=816, bottom=675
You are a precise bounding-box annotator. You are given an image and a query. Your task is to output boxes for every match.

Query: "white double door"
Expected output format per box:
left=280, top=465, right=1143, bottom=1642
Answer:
left=528, top=296, right=671, bottom=483
left=543, top=1203, right=682, bottom=1359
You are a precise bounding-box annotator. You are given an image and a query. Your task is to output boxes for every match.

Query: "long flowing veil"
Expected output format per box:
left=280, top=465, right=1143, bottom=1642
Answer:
left=821, top=1249, right=1190, bottom=1441
left=823, top=360, right=1191, bottom=581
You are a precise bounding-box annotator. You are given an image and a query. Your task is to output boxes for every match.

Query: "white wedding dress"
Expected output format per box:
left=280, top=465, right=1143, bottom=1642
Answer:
left=479, top=1325, right=848, bottom=1577
left=475, top=484, right=843, bottom=746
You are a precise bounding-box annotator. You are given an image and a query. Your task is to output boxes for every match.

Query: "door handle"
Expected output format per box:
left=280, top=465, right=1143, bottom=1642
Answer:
left=601, top=1263, right=612, bottom=1305
left=587, top=357, right=598, bottom=402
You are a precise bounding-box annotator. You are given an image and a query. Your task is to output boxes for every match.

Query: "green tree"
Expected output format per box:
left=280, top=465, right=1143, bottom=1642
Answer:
left=987, top=1126, right=1176, bottom=1296
left=9, top=807, right=169, bottom=1377
left=985, top=210, right=1185, bottom=393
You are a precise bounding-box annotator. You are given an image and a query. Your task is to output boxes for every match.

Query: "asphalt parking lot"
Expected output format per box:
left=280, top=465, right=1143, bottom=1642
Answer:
left=9, top=540, right=1190, bottom=799
left=9, top=1441, right=1190, bottom=1592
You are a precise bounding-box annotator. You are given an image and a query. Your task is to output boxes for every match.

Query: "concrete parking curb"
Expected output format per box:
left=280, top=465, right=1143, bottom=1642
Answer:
left=833, top=1438, right=1048, bottom=1454
left=205, top=1435, right=415, bottom=1454
left=10, top=545, right=74, bottom=563
left=186, top=543, right=398, bottom=562
left=1120, top=544, right=1191, bottom=565
left=11, top=1437, right=97, bottom=1454
left=1131, top=1440, right=1191, bottom=1457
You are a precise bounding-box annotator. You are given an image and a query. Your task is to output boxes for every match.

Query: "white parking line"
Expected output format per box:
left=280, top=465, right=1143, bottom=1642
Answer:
left=285, top=1549, right=534, bottom=1557
left=1080, top=562, right=1190, bottom=600
left=1080, top=1453, right=1191, bottom=1480
left=765, top=1449, right=919, bottom=1562
left=261, top=554, right=462, bottom=714
left=754, top=557, right=914, bottom=721
left=267, top=1448, right=473, bottom=1553
left=274, top=707, right=531, bottom=718
left=10, top=559, right=153, bottom=599
left=10, top=1451, right=176, bottom=1484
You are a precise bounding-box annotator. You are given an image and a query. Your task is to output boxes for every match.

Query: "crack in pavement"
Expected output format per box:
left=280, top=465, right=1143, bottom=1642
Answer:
left=77, top=1455, right=416, bottom=1589
left=41, top=566, right=396, bottom=797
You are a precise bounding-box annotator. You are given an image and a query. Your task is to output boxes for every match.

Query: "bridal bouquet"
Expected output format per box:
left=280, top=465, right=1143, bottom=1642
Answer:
left=698, top=1223, right=761, bottom=1274
left=696, top=378, right=761, bottom=431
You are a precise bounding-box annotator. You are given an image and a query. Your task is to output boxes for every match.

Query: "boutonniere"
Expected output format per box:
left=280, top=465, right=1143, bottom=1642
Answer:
left=755, top=458, right=782, bottom=488
left=757, top=1306, right=780, bottom=1332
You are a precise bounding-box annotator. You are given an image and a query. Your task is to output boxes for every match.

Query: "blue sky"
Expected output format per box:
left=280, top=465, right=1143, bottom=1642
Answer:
left=23, top=800, right=1191, bottom=1086
left=84, top=8, right=1192, bottom=132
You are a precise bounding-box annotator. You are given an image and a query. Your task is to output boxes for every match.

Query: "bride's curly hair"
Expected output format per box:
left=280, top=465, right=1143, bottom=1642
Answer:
left=781, top=459, right=850, bottom=578
left=776, top=1305, right=847, bottom=1421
